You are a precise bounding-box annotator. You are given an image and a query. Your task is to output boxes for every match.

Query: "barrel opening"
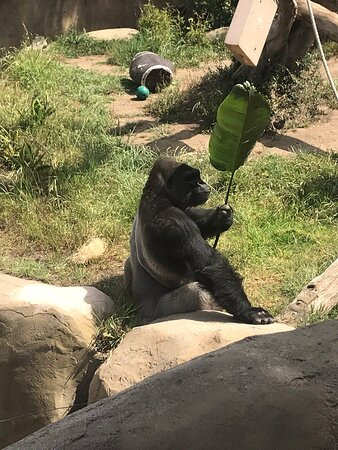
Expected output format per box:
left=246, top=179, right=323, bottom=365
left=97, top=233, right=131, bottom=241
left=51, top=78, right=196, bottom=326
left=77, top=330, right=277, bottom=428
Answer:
left=143, top=68, right=173, bottom=93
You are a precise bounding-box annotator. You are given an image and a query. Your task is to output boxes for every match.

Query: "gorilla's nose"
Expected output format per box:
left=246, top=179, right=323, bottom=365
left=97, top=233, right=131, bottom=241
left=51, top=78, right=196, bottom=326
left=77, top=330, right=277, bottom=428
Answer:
left=199, top=183, right=210, bottom=194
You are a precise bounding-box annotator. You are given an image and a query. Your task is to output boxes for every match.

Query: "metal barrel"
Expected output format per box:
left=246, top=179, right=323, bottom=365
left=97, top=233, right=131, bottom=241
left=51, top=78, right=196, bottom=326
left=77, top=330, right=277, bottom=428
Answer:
left=129, top=51, right=175, bottom=93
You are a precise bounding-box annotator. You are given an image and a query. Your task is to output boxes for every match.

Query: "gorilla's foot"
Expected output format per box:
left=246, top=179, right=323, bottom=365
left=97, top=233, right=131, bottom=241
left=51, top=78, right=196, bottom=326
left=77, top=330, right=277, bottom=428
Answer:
left=238, top=307, right=274, bottom=325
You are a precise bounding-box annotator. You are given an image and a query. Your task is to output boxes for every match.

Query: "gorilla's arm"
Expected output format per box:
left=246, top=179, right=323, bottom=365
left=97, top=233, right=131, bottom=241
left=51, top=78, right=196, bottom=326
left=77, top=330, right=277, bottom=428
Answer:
left=152, top=209, right=273, bottom=324
left=185, top=205, right=233, bottom=239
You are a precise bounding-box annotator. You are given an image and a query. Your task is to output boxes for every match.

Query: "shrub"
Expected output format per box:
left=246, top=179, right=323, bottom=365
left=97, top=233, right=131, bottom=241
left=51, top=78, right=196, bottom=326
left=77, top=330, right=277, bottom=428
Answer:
left=53, top=28, right=112, bottom=58
left=107, top=3, right=228, bottom=68
left=191, top=0, right=235, bottom=28
left=149, top=53, right=330, bottom=130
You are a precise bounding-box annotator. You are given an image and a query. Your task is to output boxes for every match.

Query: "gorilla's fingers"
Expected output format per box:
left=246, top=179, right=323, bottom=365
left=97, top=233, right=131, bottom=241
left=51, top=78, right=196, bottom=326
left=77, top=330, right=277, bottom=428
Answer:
left=216, top=205, right=233, bottom=233
left=237, top=307, right=274, bottom=325
left=219, top=204, right=232, bottom=211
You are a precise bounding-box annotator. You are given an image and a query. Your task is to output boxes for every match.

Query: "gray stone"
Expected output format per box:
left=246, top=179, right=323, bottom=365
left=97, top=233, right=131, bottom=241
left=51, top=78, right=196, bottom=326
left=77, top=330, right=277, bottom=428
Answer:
left=206, top=26, right=229, bottom=42
left=31, top=35, right=48, bottom=50
left=71, top=237, right=108, bottom=264
left=88, top=311, right=293, bottom=403
left=9, top=321, right=337, bottom=450
left=87, top=28, right=139, bottom=41
left=0, top=273, right=114, bottom=448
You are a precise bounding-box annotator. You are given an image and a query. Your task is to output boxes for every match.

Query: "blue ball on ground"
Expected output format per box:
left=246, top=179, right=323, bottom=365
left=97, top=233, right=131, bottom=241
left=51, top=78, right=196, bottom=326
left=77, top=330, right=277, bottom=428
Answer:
left=136, top=85, right=150, bottom=100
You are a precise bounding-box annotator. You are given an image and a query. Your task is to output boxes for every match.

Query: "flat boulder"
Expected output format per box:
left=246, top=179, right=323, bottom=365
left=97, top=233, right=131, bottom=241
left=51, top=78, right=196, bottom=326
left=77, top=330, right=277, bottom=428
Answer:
left=206, top=26, right=229, bottom=41
left=88, top=311, right=293, bottom=403
left=0, top=273, right=114, bottom=448
left=9, top=321, right=337, bottom=450
left=87, top=28, right=139, bottom=41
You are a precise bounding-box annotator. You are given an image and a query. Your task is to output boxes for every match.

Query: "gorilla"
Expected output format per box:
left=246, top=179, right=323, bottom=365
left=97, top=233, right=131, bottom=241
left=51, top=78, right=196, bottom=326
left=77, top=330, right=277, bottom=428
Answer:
left=124, top=157, right=273, bottom=324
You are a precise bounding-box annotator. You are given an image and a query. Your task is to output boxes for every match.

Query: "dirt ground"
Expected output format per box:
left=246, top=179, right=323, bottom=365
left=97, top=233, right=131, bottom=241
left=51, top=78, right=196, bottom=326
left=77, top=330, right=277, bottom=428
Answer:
left=65, top=55, right=338, bottom=157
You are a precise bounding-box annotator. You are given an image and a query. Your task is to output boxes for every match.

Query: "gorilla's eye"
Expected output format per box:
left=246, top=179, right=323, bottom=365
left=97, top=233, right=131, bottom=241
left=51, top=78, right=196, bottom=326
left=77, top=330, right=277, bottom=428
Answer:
left=189, top=178, right=201, bottom=188
left=186, top=173, right=198, bottom=181
left=185, top=170, right=201, bottom=185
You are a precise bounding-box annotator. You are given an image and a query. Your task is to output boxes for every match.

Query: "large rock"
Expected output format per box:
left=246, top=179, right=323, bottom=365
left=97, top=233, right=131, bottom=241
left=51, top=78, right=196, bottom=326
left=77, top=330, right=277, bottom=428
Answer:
left=206, top=26, right=229, bottom=41
left=8, top=321, right=337, bottom=450
left=87, top=28, right=139, bottom=41
left=0, top=273, right=114, bottom=449
left=88, top=311, right=293, bottom=403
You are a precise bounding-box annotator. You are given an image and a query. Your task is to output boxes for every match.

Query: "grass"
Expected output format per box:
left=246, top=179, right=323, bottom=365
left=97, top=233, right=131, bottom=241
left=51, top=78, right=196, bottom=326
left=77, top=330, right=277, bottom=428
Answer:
left=54, top=4, right=229, bottom=69
left=52, top=29, right=113, bottom=58
left=148, top=53, right=333, bottom=131
left=186, top=152, right=338, bottom=317
left=0, top=46, right=153, bottom=269
left=0, top=45, right=337, bottom=351
left=303, top=305, right=338, bottom=326
left=95, top=298, right=140, bottom=352
left=322, top=40, right=338, bottom=59
left=191, top=0, right=235, bottom=29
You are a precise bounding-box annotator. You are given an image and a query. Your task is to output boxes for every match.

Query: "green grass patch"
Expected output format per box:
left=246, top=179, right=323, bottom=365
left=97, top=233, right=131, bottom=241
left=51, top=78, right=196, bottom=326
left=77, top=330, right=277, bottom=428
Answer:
left=303, top=305, right=338, bottom=325
left=95, top=297, right=140, bottom=352
left=186, top=152, right=337, bottom=316
left=0, top=47, right=122, bottom=194
left=322, top=40, right=338, bottom=59
left=0, top=46, right=154, bottom=261
left=52, top=28, right=113, bottom=58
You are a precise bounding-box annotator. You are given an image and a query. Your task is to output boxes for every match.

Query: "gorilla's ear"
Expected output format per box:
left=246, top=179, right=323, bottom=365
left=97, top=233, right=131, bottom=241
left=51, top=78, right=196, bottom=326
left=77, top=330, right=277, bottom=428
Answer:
left=166, top=163, right=191, bottom=188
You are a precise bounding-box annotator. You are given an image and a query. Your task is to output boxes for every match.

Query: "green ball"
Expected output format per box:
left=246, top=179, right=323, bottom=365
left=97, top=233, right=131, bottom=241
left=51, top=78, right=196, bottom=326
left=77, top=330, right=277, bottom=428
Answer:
left=136, top=85, right=150, bottom=100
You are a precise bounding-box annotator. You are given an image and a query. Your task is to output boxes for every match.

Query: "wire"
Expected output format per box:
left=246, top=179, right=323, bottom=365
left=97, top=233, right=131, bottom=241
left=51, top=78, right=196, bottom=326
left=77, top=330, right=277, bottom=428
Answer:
left=306, top=0, right=338, bottom=101
left=0, top=403, right=88, bottom=423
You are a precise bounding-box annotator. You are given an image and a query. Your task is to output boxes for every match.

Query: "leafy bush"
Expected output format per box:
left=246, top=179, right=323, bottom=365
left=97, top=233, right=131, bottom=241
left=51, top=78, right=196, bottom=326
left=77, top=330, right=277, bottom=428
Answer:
left=191, top=0, right=236, bottom=28
left=149, top=53, right=330, bottom=130
left=53, top=28, right=112, bottom=58
left=53, top=3, right=229, bottom=68
left=19, top=94, right=55, bottom=130
left=322, top=40, right=338, bottom=59
left=266, top=55, right=330, bottom=129
left=108, top=3, right=228, bottom=68
left=0, top=93, right=56, bottom=195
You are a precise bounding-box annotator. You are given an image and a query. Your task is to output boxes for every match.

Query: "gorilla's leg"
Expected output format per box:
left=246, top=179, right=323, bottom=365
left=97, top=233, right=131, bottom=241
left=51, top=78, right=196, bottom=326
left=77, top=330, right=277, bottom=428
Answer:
left=128, top=256, right=169, bottom=318
left=153, top=282, right=217, bottom=319
left=196, top=260, right=273, bottom=324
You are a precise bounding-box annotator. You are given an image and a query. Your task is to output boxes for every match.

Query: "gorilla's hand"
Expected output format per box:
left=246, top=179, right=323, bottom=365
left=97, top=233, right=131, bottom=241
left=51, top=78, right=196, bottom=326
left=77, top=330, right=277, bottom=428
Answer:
left=215, top=205, right=233, bottom=233
left=184, top=205, right=233, bottom=239
left=237, top=307, right=274, bottom=325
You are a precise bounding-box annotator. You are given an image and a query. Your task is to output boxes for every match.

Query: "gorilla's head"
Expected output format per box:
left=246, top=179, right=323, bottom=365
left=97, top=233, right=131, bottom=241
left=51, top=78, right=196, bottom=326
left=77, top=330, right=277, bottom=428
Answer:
left=143, top=157, right=211, bottom=210
left=167, top=162, right=210, bottom=209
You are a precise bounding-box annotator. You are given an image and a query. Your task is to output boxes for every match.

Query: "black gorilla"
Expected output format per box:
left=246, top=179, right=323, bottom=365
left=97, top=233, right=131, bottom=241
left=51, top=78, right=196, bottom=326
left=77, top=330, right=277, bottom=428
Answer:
left=124, top=157, right=273, bottom=324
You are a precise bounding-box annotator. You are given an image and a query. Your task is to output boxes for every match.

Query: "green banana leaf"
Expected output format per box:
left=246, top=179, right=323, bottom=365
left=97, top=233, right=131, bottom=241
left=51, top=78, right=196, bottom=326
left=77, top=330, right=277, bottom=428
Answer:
left=209, top=82, right=270, bottom=172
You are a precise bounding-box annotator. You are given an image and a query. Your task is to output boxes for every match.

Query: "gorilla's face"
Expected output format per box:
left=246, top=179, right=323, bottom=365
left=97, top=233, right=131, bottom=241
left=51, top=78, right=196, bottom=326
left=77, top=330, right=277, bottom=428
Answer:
left=167, top=163, right=210, bottom=209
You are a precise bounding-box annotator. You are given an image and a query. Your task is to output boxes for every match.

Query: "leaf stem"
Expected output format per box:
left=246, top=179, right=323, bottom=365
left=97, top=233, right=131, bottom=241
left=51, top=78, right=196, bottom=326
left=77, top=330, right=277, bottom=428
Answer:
left=213, top=233, right=220, bottom=249
left=213, top=170, right=236, bottom=250
left=225, top=170, right=235, bottom=205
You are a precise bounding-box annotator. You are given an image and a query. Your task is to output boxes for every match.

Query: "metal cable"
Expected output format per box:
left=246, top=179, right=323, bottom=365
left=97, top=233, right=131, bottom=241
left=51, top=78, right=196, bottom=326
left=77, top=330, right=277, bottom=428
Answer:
left=306, top=0, right=338, bottom=101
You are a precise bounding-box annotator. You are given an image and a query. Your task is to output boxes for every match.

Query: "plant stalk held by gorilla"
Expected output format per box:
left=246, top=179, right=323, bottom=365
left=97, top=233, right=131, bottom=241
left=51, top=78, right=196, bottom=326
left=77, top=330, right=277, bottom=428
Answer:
left=209, top=81, right=270, bottom=248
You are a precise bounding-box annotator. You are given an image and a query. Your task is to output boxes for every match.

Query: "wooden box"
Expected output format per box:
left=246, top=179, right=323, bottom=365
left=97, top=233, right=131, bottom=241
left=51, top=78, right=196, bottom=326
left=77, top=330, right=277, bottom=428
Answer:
left=225, top=0, right=278, bottom=66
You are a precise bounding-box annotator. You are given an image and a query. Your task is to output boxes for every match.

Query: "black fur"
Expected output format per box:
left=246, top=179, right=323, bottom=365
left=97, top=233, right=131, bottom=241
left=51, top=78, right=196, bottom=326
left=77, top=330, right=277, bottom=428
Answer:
left=125, top=157, right=273, bottom=324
